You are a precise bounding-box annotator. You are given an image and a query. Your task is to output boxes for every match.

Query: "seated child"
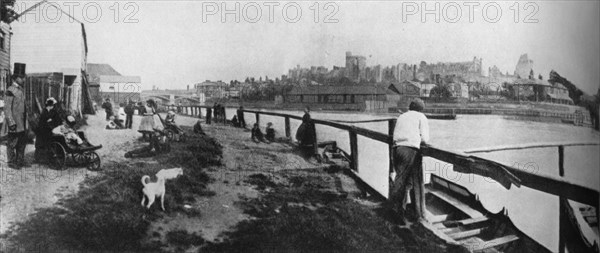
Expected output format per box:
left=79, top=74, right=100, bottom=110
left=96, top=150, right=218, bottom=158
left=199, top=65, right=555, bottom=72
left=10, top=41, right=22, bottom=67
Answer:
left=251, top=123, right=265, bottom=143
left=106, top=116, right=121, bottom=129
left=265, top=122, right=275, bottom=142
left=230, top=115, right=240, bottom=127
left=52, top=115, right=83, bottom=145
left=165, top=111, right=183, bottom=133
left=194, top=120, right=206, bottom=135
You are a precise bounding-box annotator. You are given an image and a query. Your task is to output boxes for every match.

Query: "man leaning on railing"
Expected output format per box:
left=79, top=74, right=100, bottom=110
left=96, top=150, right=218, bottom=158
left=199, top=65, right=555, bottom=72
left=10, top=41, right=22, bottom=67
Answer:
left=388, top=98, right=430, bottom=224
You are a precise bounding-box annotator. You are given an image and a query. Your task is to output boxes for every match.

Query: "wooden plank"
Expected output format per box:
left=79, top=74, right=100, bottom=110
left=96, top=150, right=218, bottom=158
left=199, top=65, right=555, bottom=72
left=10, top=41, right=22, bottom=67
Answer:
left=458, top=216, right=489, bottom=226
left=472, top=234, right=519, bottom=252
left=420, top=220, right=459, bottom=245
left=425, top=210, right=449, bottom=223
left=429, top=190, right=484, bottom=218
left=449, top=228, right=485, bottom=240
left=463, top=141, right=599, bottom=154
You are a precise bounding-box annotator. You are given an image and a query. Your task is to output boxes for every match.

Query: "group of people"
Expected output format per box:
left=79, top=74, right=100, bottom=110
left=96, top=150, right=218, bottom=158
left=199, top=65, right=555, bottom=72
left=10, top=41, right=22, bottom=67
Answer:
left=251, top=122, right=276, bottom=143
left=2, top=63, right=429, bottom=224
left=205, top=103, right=226, bottom=124
left=0, top=65, right=86, bottom=168
left=101, top=98, right=138, bottom=130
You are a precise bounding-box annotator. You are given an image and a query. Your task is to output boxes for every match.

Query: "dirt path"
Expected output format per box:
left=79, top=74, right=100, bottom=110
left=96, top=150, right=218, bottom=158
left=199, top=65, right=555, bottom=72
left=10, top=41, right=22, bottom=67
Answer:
left=0, top=113, right=143, bottom=234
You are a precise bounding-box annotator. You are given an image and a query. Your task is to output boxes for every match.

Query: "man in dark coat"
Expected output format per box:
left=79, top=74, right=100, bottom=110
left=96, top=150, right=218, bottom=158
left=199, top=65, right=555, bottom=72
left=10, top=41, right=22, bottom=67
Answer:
left=206, top=106, right=212, bottom=124
left=213, top=103, right=219, bottom=123
left=124, top=101, right=135, bottom=129
left=1, top=63, right=29, bottom=168
left=101, top=98, right=113, bottom=120
left=237, top=106, right=246, bottom=128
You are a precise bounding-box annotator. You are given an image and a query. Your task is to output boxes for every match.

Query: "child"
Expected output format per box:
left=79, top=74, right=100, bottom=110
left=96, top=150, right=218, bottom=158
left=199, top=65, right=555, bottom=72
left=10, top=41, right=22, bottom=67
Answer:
left=106, top=116, right=119, bottom=129
left=52, top=115, right=83, bottom=145
left=251, top=123, right=264, bottom=143
left=194, top=120, right=206, bottom=135
left=165, top=111, right=183, bottom=134
left=265, top=122, right=275, bottom=143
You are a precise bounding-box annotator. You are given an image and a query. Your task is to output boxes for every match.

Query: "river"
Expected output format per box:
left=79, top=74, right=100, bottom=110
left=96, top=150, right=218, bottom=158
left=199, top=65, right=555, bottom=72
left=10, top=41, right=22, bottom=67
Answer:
left=214, top=107, right=600, bottom=251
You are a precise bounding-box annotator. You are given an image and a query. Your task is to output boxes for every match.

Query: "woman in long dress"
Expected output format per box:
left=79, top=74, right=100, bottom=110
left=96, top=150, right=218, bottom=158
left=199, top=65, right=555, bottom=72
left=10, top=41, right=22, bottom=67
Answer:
left=138, top=99, right=157, bottom=140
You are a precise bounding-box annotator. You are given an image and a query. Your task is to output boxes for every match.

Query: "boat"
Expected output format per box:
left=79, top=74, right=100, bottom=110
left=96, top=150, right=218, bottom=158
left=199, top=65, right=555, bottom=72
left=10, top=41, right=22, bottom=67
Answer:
left=562, top=199, right=599, bottom=253
left=421, top=174, right=551, bottom=253
left=425, top=113, right=457, bottom=120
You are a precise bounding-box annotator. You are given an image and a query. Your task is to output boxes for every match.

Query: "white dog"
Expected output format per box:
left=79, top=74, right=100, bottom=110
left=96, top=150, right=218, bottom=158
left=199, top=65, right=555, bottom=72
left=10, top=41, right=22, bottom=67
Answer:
left=141, top=168, right=184, bottom=211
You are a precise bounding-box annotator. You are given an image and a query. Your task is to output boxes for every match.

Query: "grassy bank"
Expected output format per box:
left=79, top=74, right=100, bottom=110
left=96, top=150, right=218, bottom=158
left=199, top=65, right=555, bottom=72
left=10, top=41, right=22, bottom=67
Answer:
left=1, top=127, right=221, bottom=252
left=202, top=168, right=467, bottom=253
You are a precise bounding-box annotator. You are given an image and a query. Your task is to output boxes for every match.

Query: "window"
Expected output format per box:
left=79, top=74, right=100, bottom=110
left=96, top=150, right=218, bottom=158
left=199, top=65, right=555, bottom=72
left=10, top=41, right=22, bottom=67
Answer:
left=0, top=31, right=4, bottom=51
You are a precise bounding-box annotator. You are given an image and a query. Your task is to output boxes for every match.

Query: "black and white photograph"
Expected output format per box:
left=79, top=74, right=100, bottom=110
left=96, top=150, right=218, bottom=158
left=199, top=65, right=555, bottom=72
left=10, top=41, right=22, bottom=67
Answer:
left=0, top=0, right=599, bottom=252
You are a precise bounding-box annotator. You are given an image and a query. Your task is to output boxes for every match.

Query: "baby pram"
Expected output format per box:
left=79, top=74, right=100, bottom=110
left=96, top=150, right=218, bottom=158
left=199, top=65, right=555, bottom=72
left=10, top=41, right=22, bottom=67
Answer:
left=47, top=131, right=102, bottom=171
left=164, top=112, right=185, bottom=142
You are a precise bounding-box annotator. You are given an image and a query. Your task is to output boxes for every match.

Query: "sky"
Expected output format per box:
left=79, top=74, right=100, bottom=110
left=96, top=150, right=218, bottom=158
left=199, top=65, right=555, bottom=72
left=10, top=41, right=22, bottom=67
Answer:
left=9, top=0, right=600, bottom=94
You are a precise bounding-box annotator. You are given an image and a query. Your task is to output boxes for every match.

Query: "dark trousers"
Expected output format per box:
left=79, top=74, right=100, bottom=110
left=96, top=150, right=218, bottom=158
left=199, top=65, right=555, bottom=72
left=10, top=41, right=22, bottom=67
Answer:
left=125, top=114, right=134, bottom=129
left=6, top=131, right=28, bottom=165
left=389, top=146, right=421, bottom=212
left=239, top=117, right=246, bottom=128
left=105, top=110, right=113, bottom=120
left=206, top=115, right=212, bottom=124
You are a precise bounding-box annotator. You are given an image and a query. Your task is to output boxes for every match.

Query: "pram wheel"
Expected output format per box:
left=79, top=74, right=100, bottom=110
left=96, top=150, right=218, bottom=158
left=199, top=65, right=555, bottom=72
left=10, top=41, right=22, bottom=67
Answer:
left=165, top=129, right=175, bottom=142
left=72, top=153, right=86, bottom=166
left=49, top=142, right=66, bottom=170
left=86, top=152, right=101, bottom=171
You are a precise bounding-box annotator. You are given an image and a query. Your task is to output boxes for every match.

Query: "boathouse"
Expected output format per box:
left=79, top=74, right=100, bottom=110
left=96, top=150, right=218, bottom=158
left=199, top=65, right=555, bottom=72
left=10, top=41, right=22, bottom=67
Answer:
left=283, top=85, right=401, bottom=111
left=87, top=63, right=142, bottom=105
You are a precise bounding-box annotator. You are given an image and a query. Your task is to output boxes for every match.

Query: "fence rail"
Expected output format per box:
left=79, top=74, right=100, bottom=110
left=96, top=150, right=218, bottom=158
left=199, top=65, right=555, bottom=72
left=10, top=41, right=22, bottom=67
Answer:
left=165, top=105, right=599, bottom=209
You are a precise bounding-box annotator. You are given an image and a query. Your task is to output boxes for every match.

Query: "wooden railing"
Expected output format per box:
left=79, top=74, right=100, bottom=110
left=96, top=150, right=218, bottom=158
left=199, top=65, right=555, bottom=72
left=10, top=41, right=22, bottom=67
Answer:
left=165, top=105, right=599, bottom=212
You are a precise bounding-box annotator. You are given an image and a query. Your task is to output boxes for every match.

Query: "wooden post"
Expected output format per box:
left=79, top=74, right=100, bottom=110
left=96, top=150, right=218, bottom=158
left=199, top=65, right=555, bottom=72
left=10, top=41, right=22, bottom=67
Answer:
left=558, top=145, right=566, bottom=253
left=285, top=116, right=291, bottom=138
left=412, top=155, right=425, bottom=219
left=313, top=124, right=319, bottom=157
left=255, top=112, right=260, bottom=126
left=223, top=107, right=227, bottom=123
left=558, top=146, right=565, bottom=177
left=388, top=119, right=396, bottom=173
left=349, top=129, right=358, bottom=171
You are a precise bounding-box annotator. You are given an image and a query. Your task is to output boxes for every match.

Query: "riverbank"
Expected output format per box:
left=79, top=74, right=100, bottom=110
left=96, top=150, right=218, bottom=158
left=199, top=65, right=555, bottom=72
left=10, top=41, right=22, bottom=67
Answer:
left=0, top=114, right=469, bottom=252
left=199, top=100, right=593, bottom=127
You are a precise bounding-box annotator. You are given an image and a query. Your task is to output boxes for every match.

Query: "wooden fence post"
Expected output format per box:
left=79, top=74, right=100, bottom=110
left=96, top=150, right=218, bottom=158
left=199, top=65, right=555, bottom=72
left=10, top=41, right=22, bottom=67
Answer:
left=313, top=124, right=319, bottom=157
left=285, top=116, right=291, bottom=138
left=558, top=145, right=565, bottom=253
left=388, top=119, right=396, bottom=173
left=255, top=112, right=260, bottom=126
left=349, top=128, right=358, bottom=172
left=223, top=108, right=227, bottom=123
left=412, top=157, right=425, bottom=219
